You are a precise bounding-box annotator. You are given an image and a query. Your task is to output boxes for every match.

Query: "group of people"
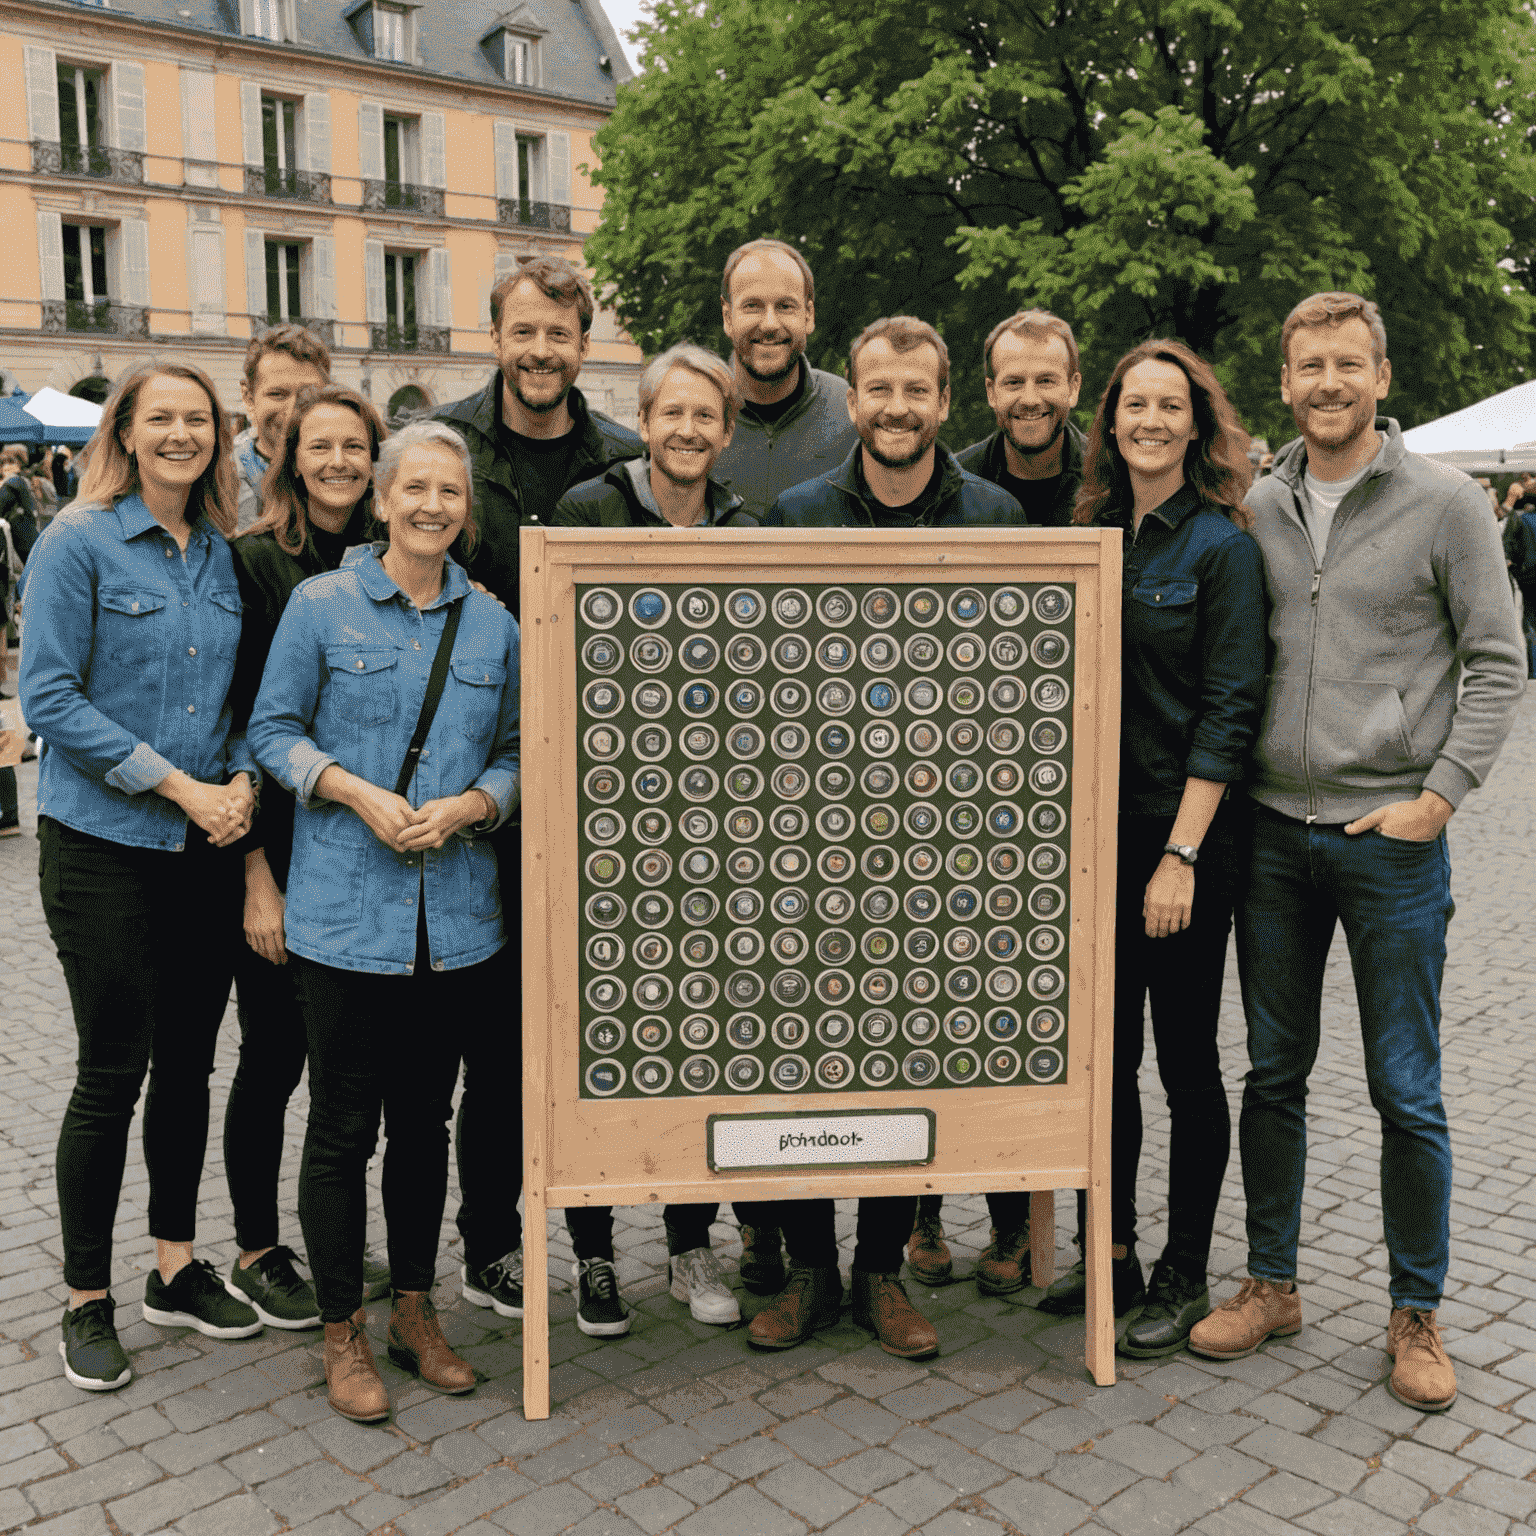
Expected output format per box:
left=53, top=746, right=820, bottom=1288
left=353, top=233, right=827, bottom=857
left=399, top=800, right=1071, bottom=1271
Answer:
left=14, top=237, right=1524, bottom=1427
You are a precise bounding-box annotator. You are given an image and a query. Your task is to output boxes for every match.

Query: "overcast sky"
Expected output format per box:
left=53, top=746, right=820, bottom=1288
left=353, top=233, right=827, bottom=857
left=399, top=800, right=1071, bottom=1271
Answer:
left=600, top=0, right=649, bottom=72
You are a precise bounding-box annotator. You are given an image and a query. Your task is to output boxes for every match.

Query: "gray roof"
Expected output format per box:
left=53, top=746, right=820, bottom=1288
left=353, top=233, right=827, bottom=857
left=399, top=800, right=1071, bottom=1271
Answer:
left=48, top=0, right=632, bottom=104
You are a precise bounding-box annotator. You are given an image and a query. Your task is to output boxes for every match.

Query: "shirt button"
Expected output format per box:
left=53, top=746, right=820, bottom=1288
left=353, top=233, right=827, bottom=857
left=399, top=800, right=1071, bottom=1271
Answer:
left=165, top=548, right=174, bottom=558
left=187, top=704, right=196, bottom=714
left=188, top=647, right=197, bottom=656
left=433, top=960, right=445, bottom=971
left=413, top=640, right=422, bottom=650
left=356, top=659, right=365, bottom=670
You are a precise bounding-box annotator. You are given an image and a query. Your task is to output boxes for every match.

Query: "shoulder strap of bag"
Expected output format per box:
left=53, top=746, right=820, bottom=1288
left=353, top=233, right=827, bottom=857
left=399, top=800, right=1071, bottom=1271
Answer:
left=394, top=599, right=464, bottom=799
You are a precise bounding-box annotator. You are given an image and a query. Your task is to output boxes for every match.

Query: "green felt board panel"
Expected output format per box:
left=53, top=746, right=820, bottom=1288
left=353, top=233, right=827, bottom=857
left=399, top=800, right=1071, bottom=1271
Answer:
left=575, top=581, right=1075, bottom=1100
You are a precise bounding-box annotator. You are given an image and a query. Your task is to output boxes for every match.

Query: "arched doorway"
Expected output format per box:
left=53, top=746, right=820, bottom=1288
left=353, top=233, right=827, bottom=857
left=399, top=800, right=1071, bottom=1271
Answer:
left=69, top=376, right=111, bottom=405
left=387, top=384, right=433, bottom=428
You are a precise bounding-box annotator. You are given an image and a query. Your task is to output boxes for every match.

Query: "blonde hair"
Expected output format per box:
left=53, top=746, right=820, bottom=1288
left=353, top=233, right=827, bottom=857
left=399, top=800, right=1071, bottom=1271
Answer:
left=77, top=362, right=238, bottom=536
left=638, top=343, right=741, bottom=434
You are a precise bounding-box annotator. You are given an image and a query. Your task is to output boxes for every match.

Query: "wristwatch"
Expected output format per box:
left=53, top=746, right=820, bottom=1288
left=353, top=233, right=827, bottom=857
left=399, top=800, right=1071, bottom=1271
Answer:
left=1163, top=843, right=1199, bottom=866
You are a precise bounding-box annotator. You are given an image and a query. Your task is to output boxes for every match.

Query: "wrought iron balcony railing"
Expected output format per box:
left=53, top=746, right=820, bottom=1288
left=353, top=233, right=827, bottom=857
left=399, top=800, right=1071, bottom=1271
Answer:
left=243, top=166, right=333, bottom=204
left=41, top=300, right=150, bottom=338
left=496, top=197, right=572, bottom=233
left=33, top=140, right=144, bottom=184
left=361, top=179, right=445, bottom=218
left=369, top=322, right=450, bottom=354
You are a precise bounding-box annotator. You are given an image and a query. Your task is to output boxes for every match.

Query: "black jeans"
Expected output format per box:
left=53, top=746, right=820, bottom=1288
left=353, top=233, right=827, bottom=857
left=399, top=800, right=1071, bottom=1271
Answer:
left=455, top=828, right=525, bottom=1270
left=564, top=1204, right=720, bottom=1263
left=294, top=919, right=471, bottom=1323
left=0, top=765, right=17, bottom=827
left=40, top=818, right=241, bottom=1291
left=1076, top=809, right=1236, bottom=1276
left=761, top=1197, right=916, bottom=1275
left=223, top=936, right=308, bottom=1253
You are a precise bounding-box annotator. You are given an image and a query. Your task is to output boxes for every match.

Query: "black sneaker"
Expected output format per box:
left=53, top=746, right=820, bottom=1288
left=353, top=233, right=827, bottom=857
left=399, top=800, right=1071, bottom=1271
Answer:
left=225, top=1247, right=320, bottom=1329
left=463, top=1249, right=524, bottom=1319
left=1036, top=1250, right=1146, bottom=1317
left=572, top=1258, right=631, bottom=1337
left=143, top=1260, right=262, bottom=1338
left=59, top=1297, right=131, bottom=1391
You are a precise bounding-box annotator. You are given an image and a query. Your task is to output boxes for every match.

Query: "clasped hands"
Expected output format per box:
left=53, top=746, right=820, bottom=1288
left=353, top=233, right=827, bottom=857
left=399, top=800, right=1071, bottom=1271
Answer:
left=345, top=779, right=496, bottom=854
left=171, top=771, right=255, bottom=847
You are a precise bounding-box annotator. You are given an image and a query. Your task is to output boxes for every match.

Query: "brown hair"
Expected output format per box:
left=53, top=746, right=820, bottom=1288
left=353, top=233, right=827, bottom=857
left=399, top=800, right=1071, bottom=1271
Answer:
left=489, top=254, right=595, bottom=335
left=1073, top=339, right=1253, bottom=532
left=1280, top=292, right=1387, bottom=368
left=242, top=323, right=331, bottom=394
left=638, top=343, right=742, bottom=434
left=848, top=316, right=950, bottom=391
left=719, top=238, right=815, bottom=305
left=983, top=309, right=1080, bottom=379
left=77, top=362, right=238, bottom=536
left=247, top=384, right=386, bottom=557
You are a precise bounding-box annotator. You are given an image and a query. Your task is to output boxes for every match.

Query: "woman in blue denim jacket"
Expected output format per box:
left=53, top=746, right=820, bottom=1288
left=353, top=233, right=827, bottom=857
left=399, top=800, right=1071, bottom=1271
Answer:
left=249, top=421, right=519, bottom=1423
left=1038, top=340, right=1266, bottom=1355
left=20, top=362, right=266, bottom=1392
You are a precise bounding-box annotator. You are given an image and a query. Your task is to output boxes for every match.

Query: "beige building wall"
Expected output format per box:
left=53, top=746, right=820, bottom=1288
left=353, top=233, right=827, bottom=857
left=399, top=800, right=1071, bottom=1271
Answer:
left=0, top=1, right=643, bottom=425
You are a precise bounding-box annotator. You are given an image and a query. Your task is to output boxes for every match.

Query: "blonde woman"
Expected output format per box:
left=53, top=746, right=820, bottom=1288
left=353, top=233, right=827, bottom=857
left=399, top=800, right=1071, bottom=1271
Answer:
left=20, top=363, right=264, bottom=1392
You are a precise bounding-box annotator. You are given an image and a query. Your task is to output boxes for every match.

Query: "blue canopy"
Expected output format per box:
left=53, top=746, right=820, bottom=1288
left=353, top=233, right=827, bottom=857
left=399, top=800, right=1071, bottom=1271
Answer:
left=0, top=395, right=43, bottom=444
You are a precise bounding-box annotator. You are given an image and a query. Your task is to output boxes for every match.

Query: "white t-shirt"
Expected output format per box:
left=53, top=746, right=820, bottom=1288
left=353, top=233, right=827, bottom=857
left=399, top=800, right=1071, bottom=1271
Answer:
left=1302, top=460, right=1372, bottom=558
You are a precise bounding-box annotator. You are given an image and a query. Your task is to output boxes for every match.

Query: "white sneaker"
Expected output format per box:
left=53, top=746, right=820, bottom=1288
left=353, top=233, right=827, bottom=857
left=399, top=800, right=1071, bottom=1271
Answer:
left=669, top=1246, right=741, bottom=1325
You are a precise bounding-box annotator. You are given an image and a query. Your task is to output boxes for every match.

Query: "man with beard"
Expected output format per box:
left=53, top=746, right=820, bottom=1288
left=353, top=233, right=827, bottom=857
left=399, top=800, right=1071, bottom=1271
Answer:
left=746, top=319, right=1021, bottom=1362
left=956, top=309, right=1087, bottom=526
left=433, top=256, right=638, bottom=1332
left=711, top=239, right=859, bottom=519
left=1187, top=293, right=1524, bottom=1414
left=763, top=315, right=1024, bottom=529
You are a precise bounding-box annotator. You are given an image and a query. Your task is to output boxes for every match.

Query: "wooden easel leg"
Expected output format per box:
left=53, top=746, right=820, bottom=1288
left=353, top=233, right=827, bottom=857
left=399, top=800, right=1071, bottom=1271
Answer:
left=1083, top=1181, right=1116, bottom=1386
left=1029, top=1190, right=1056, bottom=1289
left=522, top=1182, right=550, bottom=1419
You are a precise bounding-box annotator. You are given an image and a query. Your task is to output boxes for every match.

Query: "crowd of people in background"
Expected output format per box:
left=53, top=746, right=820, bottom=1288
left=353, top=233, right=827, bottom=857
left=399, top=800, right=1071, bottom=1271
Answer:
left=1, top=240, right=1526, bottom=1427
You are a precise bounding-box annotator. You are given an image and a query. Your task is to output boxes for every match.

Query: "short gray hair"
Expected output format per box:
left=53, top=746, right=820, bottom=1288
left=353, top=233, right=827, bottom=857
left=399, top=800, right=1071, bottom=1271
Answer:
left=638, top=344, right=741, bottom=433
left=374, top=421, right=477, bottom=551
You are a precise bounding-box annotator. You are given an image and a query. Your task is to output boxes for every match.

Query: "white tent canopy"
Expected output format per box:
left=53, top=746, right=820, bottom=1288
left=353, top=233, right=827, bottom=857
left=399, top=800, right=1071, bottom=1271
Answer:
left=23, top=386, right=103, bottom=430
left=1401, top=379, right=1536, bottom=472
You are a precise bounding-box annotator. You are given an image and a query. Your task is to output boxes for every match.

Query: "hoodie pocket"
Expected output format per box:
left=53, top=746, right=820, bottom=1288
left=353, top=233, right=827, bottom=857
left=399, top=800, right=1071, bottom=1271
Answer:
left=1305, top=677, right=1414, bottom=782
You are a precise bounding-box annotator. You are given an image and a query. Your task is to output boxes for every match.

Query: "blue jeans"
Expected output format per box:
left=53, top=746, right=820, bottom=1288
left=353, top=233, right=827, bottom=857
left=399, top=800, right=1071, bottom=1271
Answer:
left=1236, top=804, right=1454, bottom=1309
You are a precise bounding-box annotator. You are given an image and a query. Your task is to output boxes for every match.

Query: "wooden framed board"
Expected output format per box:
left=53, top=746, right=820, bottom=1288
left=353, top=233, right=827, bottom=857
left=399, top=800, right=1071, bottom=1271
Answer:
left=520, top=527, right=1121, bottom=1418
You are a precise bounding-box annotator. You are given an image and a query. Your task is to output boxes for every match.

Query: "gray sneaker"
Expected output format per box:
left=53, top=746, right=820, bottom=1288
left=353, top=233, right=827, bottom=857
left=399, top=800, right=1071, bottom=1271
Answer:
left=669, top=1247, right=741, bottom=1325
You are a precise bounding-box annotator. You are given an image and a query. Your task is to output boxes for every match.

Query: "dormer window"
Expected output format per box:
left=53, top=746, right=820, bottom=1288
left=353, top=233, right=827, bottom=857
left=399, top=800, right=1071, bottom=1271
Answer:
left=242, top=0, right=294, bottom=41
left=346, top=0, right=418, bottom=64
left=481, top=7, right=547, bottom=85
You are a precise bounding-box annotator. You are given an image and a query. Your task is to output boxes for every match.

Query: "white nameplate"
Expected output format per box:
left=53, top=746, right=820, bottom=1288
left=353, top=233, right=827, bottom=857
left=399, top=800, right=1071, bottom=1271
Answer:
left=707, top=1109, right=936, bottom=1172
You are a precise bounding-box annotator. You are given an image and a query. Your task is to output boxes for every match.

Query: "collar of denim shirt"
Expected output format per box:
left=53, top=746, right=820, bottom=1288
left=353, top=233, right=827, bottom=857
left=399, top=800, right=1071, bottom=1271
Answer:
left=113, top=492, right=217, bottom=550
left=343, top=539, right=475, bottom=610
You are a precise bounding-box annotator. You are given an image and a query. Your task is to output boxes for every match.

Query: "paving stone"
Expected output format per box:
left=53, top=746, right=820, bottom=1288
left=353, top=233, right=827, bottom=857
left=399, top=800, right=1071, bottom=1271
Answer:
left=673, top=1484, right=808, bottom=1536
left=492, top=1482, right=598, bottom=1536
left=572, top=1453, right=654, bottom=1500
left=1413, top=1501, right=1514, bottom=1536
left=821, top=1508, right=911, bottom=1536
left=1043, top=1449, right=1140, bottom=1506
left=878, top=1378, right=975, bottom=1421
left=1094, top=1422, right=1198, bottom=1477
left=1379, top=1439, right=1471, bottom=1494
left=1458, top=1468, right=1536, bottom=1520
left=758, top=1461, right=862, bottom=1526
left=1095, top=1475, right=1220, bottom=1535
left=1354, top=1468, right=1431, bottom=1522
left=687, top=1400, right=777, bottom=1446
left=976, top=1433, right=1054, bottom=1478
left=1019, top=1404, right=1106, bottom=1452
left=222, top=1429, right=323, bottom=1486
left=396, top=1467, right=540, bottom=1536
left=108, top=1463, right=242, bottom=1534
left=1294, top=1497, right=1416, bottom=1536
left=1233, top=1424, right=1368, bottom=1494
left=519, top=1430, right=612, bottom=1484
left=1172, top=1444, right=1273, bottom=1503
left=173, top=1490, right=283, bottom=1536
left=615, top=1483, right=697, bottom=1535
left=1242, top=1472, right=1335, bottom=1519
left=710, top=1436, right=796, bottom=1479
left=26, top=1448, right=164, bottom=1516
left=982, top=1475, right=1093, bottom=1536
left=873, top=1470, right=957, bottom=1527
left=772, top=1414, right=867, bottom=1467
left=827, top=1446, right=919, bottom=1494
left=253, top=1459, right=369, bottom=1525
left=625, top=1421, right=711, bottom=1474
left=665, top=1464, right=733, bottom=1506
left=920, top=1514, right=1008, bottom=1536
left=565, top=1511, right=650, bottom=1536
left=476, top=1412, right=583, bottom=1460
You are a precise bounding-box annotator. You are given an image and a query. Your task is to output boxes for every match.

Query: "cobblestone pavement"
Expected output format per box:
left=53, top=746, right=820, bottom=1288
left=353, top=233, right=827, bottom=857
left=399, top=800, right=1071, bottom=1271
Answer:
left=1, top=692, right=1534, bottom=1536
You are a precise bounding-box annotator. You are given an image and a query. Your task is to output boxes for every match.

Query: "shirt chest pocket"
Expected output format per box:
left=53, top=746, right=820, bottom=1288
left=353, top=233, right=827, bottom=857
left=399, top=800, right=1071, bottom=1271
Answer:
left=1129, top=578, right=1198, bottom=652
left=451, top=657, right=507, bottom=740
left=325, top=646, right=398, bottom=726
left=97, top=587, right=168, bottom=665
left=208, top=587, right=244, bottom=660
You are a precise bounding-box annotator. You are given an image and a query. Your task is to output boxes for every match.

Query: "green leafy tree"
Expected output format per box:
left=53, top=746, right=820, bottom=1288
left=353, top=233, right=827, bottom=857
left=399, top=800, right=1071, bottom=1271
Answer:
left=586, top=0, right=1536, bottom=449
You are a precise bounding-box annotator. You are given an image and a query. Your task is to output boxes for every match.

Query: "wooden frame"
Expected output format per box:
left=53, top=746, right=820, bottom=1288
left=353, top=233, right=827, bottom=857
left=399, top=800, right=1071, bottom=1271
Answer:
left=520, top=527, right=1121, bottom=1418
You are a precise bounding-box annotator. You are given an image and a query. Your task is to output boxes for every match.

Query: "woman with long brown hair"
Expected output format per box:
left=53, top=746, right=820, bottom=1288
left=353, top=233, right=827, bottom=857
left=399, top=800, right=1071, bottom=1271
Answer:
left=220, top=384, right=386, bottom=1332
left=19, top=362, right=264, bottom=1391
left=1035, top=339, right=1267, bottom=1357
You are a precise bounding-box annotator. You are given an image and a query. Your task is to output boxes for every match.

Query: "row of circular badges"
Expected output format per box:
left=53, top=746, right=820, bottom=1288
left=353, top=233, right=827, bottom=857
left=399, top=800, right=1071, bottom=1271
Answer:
left=581, top=584, right=1072, bottom=633
left=585, top=871, right=1064, bottom=930
left=583, top=673, right=1072, bottom=726
left=584, top=627, right=1070, bottom=681
left=584, top=960, right=1066, bottom=1013
left=585, top=1043, right=1066, bottom=1097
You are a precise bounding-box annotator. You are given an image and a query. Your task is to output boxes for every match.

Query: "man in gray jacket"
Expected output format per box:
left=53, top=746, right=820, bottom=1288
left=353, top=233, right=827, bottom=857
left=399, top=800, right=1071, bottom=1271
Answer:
left=1188, top=294, right=1525, bottom=1414
left=710, top=239, right=858, bottom=519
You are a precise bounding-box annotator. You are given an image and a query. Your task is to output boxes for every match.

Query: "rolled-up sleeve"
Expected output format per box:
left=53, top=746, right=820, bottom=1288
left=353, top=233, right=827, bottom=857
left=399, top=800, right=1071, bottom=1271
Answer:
left=248, top=597, right=337, bottom=806
left=19, top=531, right=163, bottom=792
left=1184, top=531, right=1270, bottom=784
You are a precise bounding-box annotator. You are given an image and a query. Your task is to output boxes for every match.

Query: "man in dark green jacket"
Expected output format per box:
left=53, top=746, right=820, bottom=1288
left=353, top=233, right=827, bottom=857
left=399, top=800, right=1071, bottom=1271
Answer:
left=954, top=308, right=1086, bottom=527
left=432, top=255, right=639, bottom=620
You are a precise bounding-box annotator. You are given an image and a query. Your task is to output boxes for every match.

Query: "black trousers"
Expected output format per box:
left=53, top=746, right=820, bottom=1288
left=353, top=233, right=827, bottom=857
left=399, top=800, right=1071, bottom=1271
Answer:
left=223, top=936, right=308, bottom=1253
left=455, top=828, right=525, bottom=1270
left=740, top=1197, right=916, bottom=1275
left=40, top=818, right=241, bottom=1291
left=565, top=1202, right=719, bottom=1263
left=294, top=920, right=472, bottom=1323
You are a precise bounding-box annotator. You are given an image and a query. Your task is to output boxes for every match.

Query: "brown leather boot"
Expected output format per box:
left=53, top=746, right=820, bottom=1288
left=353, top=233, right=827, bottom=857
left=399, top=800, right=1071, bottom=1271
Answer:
left=323, top=1310, right=389, bottom=1423
left=387, top=1292, right=476, bottom=1394
left=1188, top=1276, right=1301, bottom=1360
left=1387, top=1307, right=1457, bottom=1412
left=851, top=1270, right=939, bottom=1359
left=747, top=1266, right=842, bottom=1349
left=906, top=1210, right=953, bottom=1286
left=975, top=1225, right=1031, bottom=1296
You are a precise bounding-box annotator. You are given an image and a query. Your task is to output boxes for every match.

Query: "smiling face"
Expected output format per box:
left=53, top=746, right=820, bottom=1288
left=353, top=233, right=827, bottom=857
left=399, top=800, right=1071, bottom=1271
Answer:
left=1112, top=358, right=1199, bottom=485
left=721, top=249, right=815, bottom=387
left=640, top=366, right=733, bottom=488
left=1281, top=316, right=1391, bottom=457
left=985, top=330, right=1082, bottom=459
left=240, top=352, right=328, bottom=463
left=848, top=337, right=950, bottom=470
left=119, top=374, right=218, bottom=499
left=493, top=278, right=589, bottom=416
left=293, top=402, right=373, bottom=529
left=376, top=443, right=468, bottom=562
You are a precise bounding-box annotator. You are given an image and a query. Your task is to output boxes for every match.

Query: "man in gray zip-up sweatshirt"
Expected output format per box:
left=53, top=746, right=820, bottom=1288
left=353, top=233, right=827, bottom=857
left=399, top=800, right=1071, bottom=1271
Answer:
left=1189, top=294, right=1524, bottom=1413
left=709, top=239, right=859, bottom=520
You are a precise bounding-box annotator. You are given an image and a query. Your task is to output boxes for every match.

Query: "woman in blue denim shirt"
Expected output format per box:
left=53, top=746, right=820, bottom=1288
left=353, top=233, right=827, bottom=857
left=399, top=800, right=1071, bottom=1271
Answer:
left=250, top=421, right=519, bottom=1424
left=20, top=363, right=267, bottom=1392
left=1038, top=341, right=1266, bottom=1355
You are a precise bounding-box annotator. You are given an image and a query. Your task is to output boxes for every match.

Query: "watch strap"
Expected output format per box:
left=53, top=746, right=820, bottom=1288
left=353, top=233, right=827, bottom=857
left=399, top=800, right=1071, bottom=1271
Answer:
left=1163, top=842, right=1199, bottom=866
